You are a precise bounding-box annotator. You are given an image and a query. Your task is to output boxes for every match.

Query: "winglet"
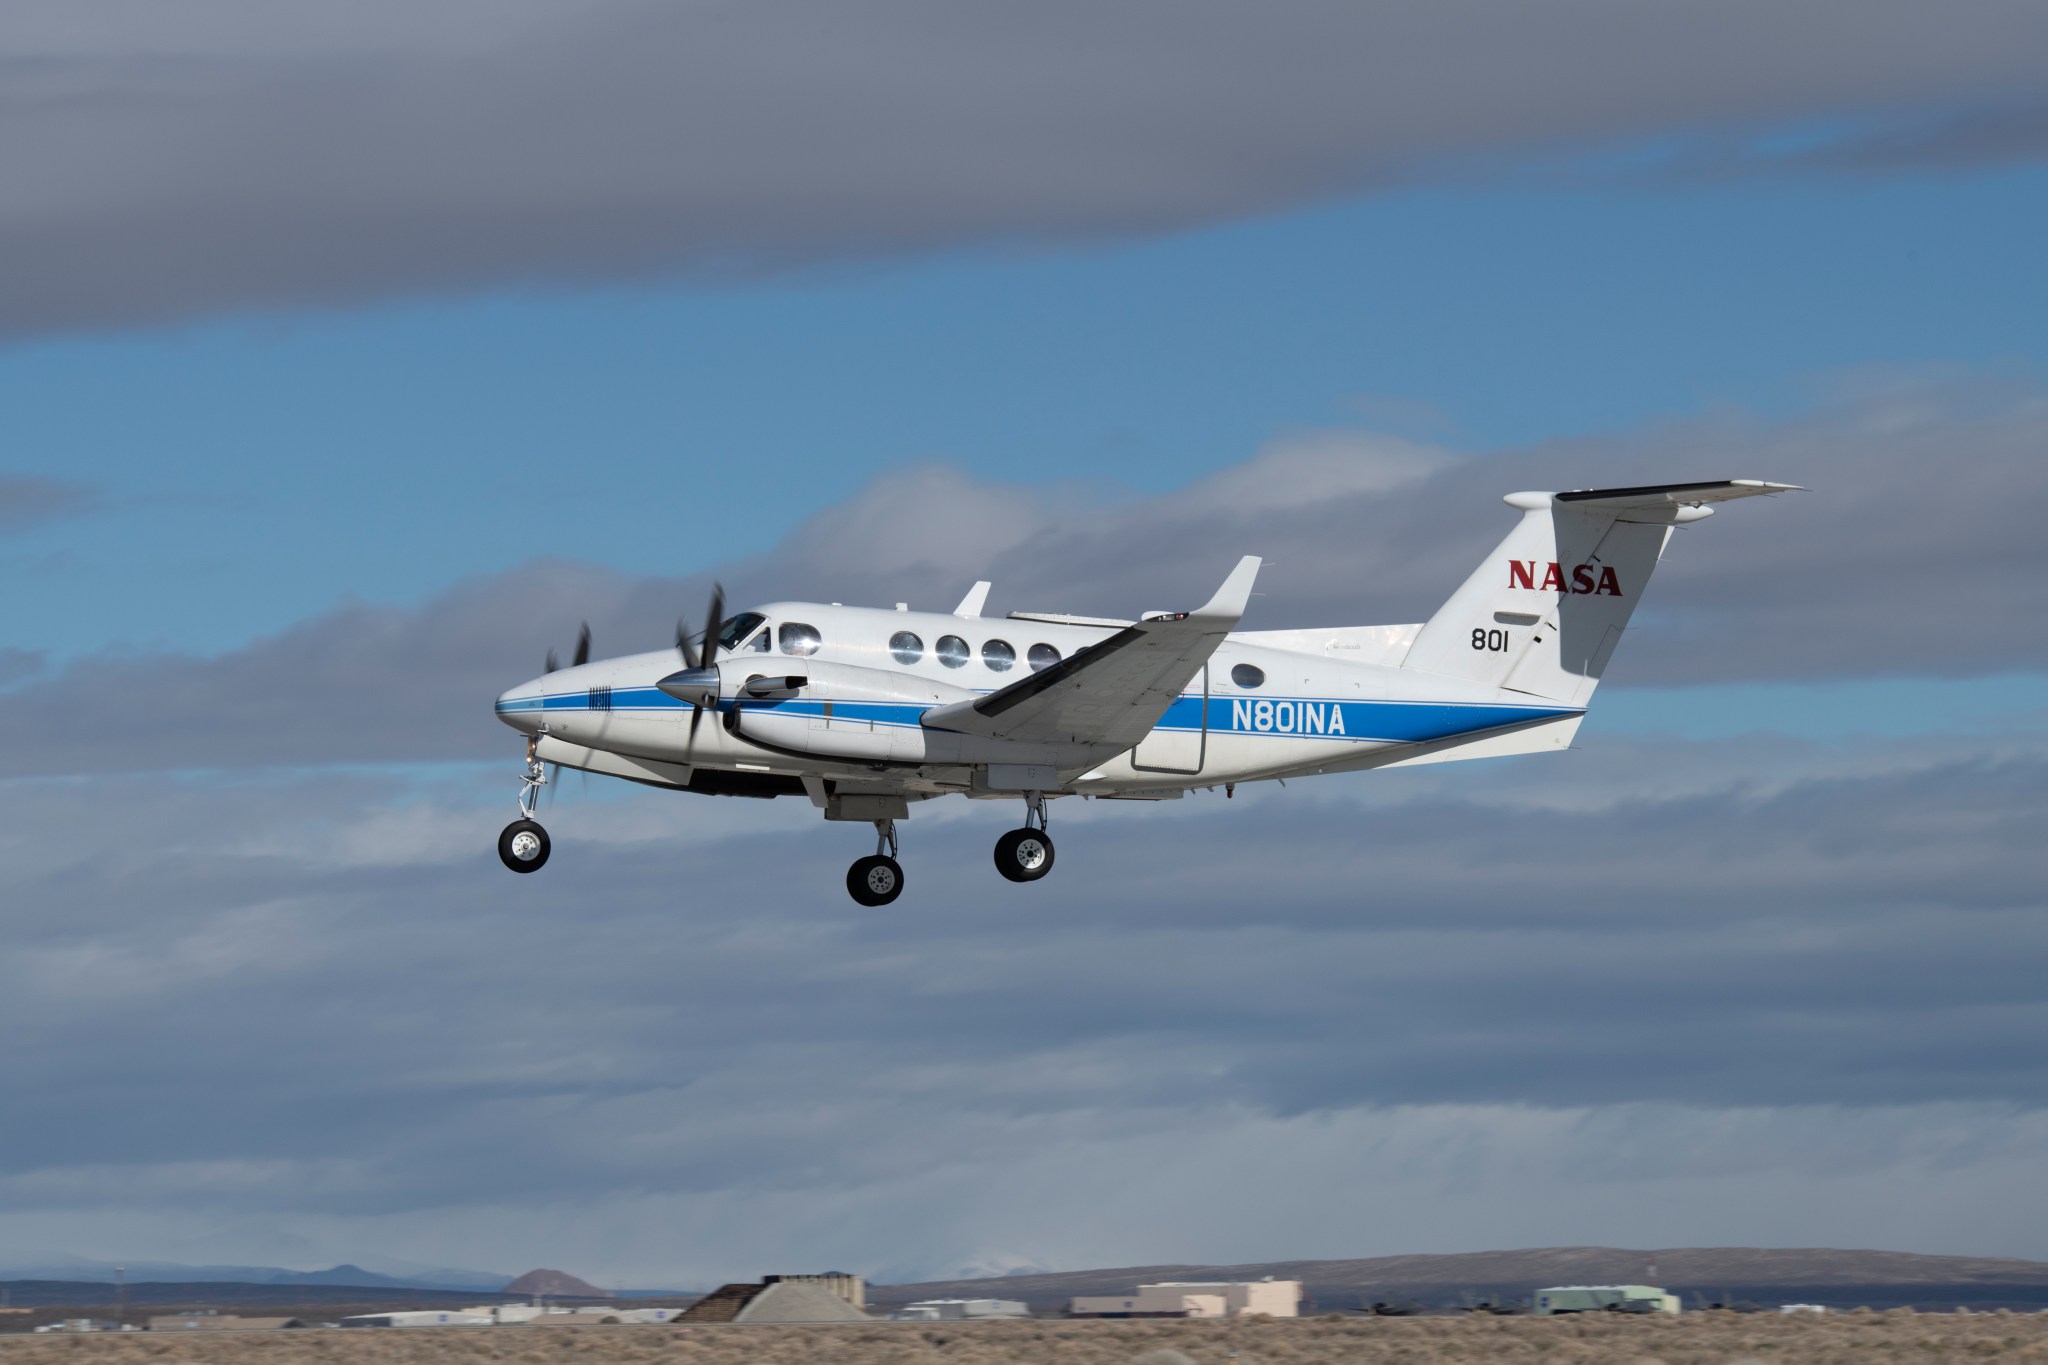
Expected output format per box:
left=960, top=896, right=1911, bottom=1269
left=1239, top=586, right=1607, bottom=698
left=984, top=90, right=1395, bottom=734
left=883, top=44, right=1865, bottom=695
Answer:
left=1191, top=555, right=1261, bottom=623
left=953, top=581, right=992, bottom=618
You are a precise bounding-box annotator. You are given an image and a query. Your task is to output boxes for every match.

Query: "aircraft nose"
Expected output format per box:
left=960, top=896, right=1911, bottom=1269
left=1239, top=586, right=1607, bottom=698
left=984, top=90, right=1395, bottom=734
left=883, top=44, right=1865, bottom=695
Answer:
left=494, top=676, right=548, bottom=734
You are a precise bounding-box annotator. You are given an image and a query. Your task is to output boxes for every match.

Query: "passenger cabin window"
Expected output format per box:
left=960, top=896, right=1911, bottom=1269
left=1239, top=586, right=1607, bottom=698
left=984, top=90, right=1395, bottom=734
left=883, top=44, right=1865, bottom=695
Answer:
left=889, top=631, right=924, bottom=665
left=936, top=634, right=970, bottom=669
left=778, top=622, right=823, bottom=657
left=1231, top=663, right=1265, bottom=689
left=1027, top=642, right=1061, bottom=672
left=716, top=612, right=766, bottom=652
left=982, top=639, right=1015, bottom=672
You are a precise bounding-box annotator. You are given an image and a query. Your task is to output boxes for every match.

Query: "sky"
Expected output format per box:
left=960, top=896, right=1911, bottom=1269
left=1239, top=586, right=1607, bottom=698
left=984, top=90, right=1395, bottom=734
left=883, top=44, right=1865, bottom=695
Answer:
left=1, top=0, right=2046, bottom=1288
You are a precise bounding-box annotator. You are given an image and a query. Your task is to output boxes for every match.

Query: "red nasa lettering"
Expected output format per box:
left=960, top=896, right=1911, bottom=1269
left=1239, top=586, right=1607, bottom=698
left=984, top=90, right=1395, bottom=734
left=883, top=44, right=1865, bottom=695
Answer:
left=1507, top=560, right=1623, bottom=595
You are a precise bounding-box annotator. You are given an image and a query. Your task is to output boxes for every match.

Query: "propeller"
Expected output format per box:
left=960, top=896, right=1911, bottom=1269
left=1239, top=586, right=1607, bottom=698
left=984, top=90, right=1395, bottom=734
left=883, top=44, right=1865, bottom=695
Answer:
left=658, top=583, right=727, bottom=756
left=544, top=622, right=592, bottom=676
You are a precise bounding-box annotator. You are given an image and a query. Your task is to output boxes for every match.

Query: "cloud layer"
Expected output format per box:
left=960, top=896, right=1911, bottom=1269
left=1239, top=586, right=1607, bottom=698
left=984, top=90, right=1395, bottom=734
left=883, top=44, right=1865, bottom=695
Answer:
left=3, top=377, right=2040, bottom=1283
left=8, top=377, right=2043, bottom=777
left=8, top=0, right=2048, bottom=336
left=1, top=716, right=2042, bottom=1281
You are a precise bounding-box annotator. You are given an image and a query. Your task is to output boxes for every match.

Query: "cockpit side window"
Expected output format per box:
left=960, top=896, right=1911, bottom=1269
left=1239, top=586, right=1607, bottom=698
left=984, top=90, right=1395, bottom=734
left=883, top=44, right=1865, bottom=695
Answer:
left=778, top=622, right=823, bottom=657
left=716, top=612, right=767, bottom=651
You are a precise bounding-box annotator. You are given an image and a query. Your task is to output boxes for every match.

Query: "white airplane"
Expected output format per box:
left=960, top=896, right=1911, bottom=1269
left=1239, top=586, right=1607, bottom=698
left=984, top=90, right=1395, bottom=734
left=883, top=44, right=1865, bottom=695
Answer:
left=494, top=479, right=1797, bottom=903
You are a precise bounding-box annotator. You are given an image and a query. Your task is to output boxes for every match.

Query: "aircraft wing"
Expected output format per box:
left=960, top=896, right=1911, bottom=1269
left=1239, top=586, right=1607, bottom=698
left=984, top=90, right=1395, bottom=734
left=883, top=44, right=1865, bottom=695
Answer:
left=921, top=556, right=1261, bottom=748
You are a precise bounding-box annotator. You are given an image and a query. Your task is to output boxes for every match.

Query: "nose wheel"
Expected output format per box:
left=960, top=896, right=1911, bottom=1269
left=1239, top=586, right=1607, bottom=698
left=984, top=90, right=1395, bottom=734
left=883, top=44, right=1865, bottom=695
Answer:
left=499, top=818, right=550, bottom=872
left=994, top=790, right=1056, bottom=883
left=847, top=819, right=905, bottom=906
left=499, top=737, right=553, bottom=873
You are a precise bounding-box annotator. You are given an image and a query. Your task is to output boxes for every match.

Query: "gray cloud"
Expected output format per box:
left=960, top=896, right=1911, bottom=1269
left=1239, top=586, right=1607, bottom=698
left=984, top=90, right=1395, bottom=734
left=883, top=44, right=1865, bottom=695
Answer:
left=7, top=0, right=2048, bottom=337
left=0, top=716, right=2044, bottom=1280
left=0, top=476, right=96, bottom=532
left=7, top=375, right=2042, bottom=778
left=1791, top=100, right=2048, bottom=174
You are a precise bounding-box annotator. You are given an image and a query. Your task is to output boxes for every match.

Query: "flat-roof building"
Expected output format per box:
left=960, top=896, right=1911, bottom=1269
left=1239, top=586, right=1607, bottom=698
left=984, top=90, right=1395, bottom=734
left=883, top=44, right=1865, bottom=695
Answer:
left=340, top=1310, right=495, bottom=1328
left=677, top=1276, right=870, bottom=1324
left=1071, top=1280, right=1300, bottom=1319
left=893, top=1298, right=1029, bottom=1320
left=149, top=1315, right=306, bottom=1331
left=1533, top=1285, right=1680, bottom=1316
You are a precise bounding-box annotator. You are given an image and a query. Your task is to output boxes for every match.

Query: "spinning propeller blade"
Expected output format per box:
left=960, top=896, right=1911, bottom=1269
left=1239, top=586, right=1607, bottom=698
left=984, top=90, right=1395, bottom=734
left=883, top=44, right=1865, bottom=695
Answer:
left=685, top=581, right=726, bottom=758
left=703, top=583, right=725, bottom=663
left=571, top=622, right=591, bottom=668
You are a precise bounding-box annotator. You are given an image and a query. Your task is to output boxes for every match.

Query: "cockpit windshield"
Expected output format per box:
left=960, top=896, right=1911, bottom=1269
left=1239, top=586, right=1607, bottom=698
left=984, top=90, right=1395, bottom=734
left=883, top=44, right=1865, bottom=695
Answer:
left=715, top=612, right=767, bottom=651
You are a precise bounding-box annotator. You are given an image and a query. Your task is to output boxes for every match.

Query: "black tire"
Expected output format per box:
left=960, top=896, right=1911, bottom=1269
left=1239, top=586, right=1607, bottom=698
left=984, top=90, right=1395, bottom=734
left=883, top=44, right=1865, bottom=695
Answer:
left=993, top=827, right=1055, bottom=883
left=847, top=854, right=904, bottom=906
left=498, top=819, right=551, bottom=873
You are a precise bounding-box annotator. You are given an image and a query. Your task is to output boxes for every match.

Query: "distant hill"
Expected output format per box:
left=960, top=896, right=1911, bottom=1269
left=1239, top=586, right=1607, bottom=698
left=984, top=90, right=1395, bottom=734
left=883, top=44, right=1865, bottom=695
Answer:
left=0, top=1280, right=525, bottom=1310
left=0, top=1254, right=510, bottom=1293
left=875, top=1247, right=2048, bottom=1311
left=504, top=1268, right=613, bottom=1299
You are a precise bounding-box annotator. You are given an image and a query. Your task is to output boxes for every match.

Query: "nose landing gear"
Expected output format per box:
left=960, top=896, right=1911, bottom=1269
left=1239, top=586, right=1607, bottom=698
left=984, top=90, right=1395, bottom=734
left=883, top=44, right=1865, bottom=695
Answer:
left=847, top=819, right=905, bottom=906
left=994, top=791, right=1055, bottom=883
left=499, top=738, right=552, bottom=873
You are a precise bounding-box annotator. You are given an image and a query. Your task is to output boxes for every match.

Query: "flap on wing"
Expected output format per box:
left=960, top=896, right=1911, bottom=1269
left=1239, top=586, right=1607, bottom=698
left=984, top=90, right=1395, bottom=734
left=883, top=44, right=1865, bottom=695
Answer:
left=923, top=556, right=1261, bottom=748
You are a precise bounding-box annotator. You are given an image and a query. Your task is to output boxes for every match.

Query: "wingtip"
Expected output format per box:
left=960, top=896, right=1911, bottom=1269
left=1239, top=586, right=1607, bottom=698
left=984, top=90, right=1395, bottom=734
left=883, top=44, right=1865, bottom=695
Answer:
left=1193, top=555, right=1262, bottom=620
left=953, top=580, right=993, bottom=618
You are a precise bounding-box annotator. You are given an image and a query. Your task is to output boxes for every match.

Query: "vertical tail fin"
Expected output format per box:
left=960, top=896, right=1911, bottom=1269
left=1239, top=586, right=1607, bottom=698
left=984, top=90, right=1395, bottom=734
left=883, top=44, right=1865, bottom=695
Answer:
left=1401, top=481, right=1799, bottom=703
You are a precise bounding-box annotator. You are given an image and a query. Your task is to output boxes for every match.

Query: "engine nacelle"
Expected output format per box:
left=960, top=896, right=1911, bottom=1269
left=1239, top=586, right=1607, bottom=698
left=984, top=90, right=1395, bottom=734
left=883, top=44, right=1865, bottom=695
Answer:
left=727, top=659, right=967, bottom=764
left=726, top=659, right=1110, bottom=770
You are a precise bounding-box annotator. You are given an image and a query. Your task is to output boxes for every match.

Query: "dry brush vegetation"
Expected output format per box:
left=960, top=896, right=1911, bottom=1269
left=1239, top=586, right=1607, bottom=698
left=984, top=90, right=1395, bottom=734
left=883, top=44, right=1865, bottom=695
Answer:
left=9, top=1312, right=2048, bottom=1364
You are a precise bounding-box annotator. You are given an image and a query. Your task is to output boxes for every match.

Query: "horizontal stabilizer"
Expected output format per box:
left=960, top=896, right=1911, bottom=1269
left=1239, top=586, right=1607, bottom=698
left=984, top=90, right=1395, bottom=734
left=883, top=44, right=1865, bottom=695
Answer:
left=1546, top=479, right=1803, bottom=514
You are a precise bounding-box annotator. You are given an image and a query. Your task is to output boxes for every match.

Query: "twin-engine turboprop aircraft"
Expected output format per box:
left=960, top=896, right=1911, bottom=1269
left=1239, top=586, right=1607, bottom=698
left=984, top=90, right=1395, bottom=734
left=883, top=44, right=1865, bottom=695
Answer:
left=494, top=479, right=1797, bottom=903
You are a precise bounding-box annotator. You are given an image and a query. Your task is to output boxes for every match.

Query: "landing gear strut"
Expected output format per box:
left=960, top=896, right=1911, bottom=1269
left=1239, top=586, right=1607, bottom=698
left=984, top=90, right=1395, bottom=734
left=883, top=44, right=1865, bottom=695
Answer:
left=499, top=737, right=551, bottom=873
left=994, top=791, right=1055, bottom=883
left=847, top=819, right=904, bottom=906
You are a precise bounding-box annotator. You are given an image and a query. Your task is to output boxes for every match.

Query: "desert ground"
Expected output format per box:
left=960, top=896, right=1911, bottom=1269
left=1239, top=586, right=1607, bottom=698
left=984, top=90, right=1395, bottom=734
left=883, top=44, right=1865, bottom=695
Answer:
left=8, top=1312, right=2048, bottom=1364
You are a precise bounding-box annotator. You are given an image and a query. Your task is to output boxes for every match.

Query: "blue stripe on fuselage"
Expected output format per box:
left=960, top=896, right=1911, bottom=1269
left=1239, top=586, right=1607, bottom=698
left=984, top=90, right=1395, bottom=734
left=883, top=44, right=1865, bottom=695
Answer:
left=497, top=688, right=1579, bottom=743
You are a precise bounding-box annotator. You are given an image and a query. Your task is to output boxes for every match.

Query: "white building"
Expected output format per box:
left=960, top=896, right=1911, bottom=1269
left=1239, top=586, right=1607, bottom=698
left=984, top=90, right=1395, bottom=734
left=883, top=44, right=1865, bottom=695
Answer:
left=893, top=1298, right=1029, bottom=1320
left=1071, top=1280, right=1300, bottom=1319
left=339, top=1310, right=495, bottom=1328
left=1533, top=1285, right=1680, bottom=1316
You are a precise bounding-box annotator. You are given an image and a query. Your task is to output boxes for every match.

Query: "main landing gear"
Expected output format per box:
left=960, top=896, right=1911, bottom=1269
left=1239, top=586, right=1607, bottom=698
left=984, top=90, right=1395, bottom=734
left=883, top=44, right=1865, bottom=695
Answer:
left=843, top=793, right=1059, bottom=904
left=499, top=739, right=552, bottom=874
left=847, top=820, right=904, bottom=907
left=993, top=791, right=1055, bottom=884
